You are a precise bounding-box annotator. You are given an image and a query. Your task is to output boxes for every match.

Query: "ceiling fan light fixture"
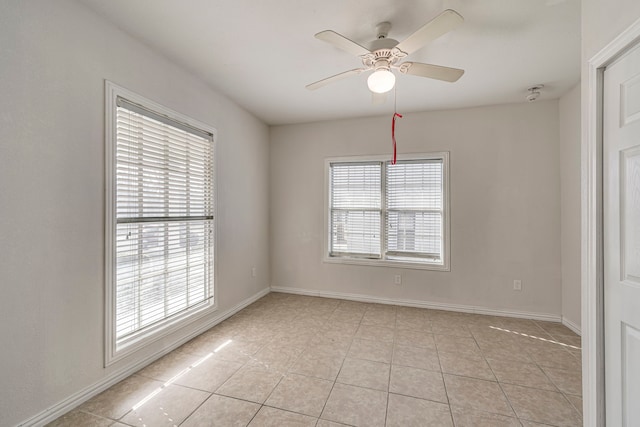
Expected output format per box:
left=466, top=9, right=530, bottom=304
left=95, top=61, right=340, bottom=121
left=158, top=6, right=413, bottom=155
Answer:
left=367, top=69, right=395, bottom=93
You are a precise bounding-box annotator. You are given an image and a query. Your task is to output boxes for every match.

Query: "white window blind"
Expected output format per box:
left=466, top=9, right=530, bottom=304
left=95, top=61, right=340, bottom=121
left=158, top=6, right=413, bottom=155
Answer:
left=329, top=162, right=382, bottom=258
left=115, top=97, right=214, bottom=341
left=386, top=160, right=443, bottom=261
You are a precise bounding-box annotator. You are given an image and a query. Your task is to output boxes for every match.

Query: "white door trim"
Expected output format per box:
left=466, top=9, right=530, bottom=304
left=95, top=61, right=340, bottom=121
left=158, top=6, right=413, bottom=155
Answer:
left=584, top=16, right=640, bottom=427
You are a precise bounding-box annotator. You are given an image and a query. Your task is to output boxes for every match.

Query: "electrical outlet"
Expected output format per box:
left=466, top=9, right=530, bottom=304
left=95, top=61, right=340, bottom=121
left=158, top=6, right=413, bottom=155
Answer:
left=251, top=267, right=256, bottom=278
left=513, top=279, right=522, bottom=291
left=394, top=275, right=402, bottom=285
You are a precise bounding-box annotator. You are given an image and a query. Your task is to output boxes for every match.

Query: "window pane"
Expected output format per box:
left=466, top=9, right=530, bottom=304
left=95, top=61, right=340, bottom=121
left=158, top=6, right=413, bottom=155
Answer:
left=331, top=163, right=381, bottom=209
left=386, top=211, right=442, bottom=256
left=386, top=160, right=442, bottom=210
left=115, top=104, right=214, bottom=341
left=385, top=160, right=444, bottom=260
left=330, top=162, right=382, bottom=257
left=331, top=210, right=381, bottom=257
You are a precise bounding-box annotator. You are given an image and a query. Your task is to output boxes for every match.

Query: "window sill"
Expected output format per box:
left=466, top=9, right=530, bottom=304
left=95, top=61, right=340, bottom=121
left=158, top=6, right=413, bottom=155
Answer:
left=106, top=299, right=217, bottom=366
left=323, top=256, right=450, bottom=271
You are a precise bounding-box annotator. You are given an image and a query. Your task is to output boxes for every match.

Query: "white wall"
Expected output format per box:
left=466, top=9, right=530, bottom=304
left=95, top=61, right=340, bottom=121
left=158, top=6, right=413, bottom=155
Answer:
left=559, top=84, right=581, bottom=332
left=582, top=0, right=640, bottom=62
left=0, top=1, right=270, bottom=425
left=270, top=101, right=562, bottom=317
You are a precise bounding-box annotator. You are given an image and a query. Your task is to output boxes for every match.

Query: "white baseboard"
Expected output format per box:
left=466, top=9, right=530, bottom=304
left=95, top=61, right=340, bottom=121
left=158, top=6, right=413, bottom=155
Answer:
left=270, top=285, right=562, bottom=323
left=562, top=317, right=582, bottom=336
left=19, top=287, right=270, bottom=427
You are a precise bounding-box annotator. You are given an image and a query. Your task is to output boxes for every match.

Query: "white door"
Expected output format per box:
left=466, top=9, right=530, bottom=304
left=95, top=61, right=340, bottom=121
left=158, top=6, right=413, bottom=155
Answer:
left=604, top=40, right=640, bottom=426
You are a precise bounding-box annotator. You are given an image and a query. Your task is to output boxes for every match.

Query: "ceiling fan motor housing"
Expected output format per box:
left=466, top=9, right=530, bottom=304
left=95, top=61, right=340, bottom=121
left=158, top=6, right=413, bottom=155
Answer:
left=363, top=38, right=407, bottom=71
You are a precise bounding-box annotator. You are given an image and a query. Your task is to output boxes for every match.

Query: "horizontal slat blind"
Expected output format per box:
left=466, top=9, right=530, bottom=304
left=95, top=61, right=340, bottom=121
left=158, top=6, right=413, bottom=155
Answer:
left=115, top=99, right=214, bottom=340
left=329, top=162, right=382, bottom=257
left=385, top=160, right=443, bottom=259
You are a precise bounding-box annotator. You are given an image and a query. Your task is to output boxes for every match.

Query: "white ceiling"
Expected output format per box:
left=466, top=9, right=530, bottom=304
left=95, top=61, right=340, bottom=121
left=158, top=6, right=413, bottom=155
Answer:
left=79, top=0, right=581, bottom=125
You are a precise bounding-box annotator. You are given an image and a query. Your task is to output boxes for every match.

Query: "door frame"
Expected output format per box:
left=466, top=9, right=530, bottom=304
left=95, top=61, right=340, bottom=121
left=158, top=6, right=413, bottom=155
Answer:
left=584, top=16, right=640, bottom=427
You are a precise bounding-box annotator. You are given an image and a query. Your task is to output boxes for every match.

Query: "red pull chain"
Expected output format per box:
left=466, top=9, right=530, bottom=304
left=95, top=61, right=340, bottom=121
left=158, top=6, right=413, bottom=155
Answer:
left=391, top=112, right=403, bottom=165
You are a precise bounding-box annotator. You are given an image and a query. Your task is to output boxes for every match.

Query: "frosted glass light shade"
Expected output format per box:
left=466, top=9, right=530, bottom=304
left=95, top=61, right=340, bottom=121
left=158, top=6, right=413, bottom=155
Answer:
left=367, top=69, right=395, bottom=93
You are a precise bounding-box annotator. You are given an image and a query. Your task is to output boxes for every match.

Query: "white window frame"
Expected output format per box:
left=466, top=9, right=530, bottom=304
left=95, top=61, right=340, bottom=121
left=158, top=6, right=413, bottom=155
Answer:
left=323, top=152, right=450, bottom=271
left=104, top=81, right=218, bottom=366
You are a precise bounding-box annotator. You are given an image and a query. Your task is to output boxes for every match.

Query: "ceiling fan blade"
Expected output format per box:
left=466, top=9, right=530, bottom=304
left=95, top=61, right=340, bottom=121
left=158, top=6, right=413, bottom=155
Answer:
left=372, top=92, right=387, bottom=105
left=394, top=9, right=464, bottom=55
left=315, top=30, right=371, bottom=57
left=399, top=62, right=464, bottom=82
left=306, top=68, right=366, bottom=91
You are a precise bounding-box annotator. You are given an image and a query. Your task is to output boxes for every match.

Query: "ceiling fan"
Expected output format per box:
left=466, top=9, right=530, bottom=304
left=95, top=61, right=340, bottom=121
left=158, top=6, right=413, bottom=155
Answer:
left=306, top=9, right=465, bottom=95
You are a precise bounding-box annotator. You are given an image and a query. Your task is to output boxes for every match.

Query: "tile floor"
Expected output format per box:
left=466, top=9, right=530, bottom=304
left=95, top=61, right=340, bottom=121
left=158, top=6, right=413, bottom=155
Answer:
left=48, top=293, right=583, bottom=426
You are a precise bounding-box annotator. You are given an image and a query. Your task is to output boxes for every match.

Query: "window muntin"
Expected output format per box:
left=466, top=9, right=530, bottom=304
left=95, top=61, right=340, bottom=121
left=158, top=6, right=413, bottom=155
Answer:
left=327, top=154, right=448, bottom=268
left=106, top=82, right=216, bottom=364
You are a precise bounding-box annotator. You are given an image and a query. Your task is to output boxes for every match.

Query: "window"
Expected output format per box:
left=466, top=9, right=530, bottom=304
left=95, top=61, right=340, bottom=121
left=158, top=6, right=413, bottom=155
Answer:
left=326, top=153, right=449, bottom=270
left=105, top=82, right=216, bottom=364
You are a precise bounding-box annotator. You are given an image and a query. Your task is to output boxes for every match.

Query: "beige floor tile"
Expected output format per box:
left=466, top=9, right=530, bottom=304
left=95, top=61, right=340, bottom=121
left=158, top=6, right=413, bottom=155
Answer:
left=174, top=356, right=243, bottom=392
left=210, top=339, right=265, bottom=364
left=315, top=328, right=356, bottom=345
left=315, top=420, right=352, bottom=427
left=216, top=365, right=283, bottom=403
left=395, top=313, right=430, bottom=331
left=479, top=343, right=534, bottom=364
left=59, top=295, right=587, bottom=427
left=567, top=347, right=582, bottom=360
left=386, top=393, right=453, bottom=427
left=464, top=314, right=506, bottom=327
left=497, top=319, right=549, bottom=336
left=389, top=365, right=447, bottom=403
left=248, top=406, right=317, bottom=426
left=179, top=333, right=226, bottom=356
left=324, top=320, right=360, bottom=336
left=347, top=338, right=393, bottom=363
left=435, top=335, right=482, bottom=357
left=120, top=384, right=210, bottom=427
left=362, top=308, right=397, bottom=326
left=444, top=374, right=514, bottom=417
left=501, top=383, right=582, bottom=427
left=431, top=324, right=472, bottom=337
left=320, top=383, right=387, bottom=427
left=289, top=353, right=344, bottom=381
left=181, top=394, right=260, bottom=426
left=275, top=331, right=315, bottom=349
left=487, top=358, right=557, bottom=391
left=550, top=334, right=582, bottom=348
left=392, top=343, right=441, bottom=372
left=307, top=333, right=351, bottom=352
left=395, top=329, right=436, bottom=349
left=334, top=301, right=367, bottom=314
left=137, top=350, right=202, bottom=382
left=354, top=325, right=395, bottom=343
left=439, top=351, right=495, bottom=381
left=265, top=373, right=333, bottom=417
left=450, top=407, right=522, bottom=427
left=45, top=410, right=113, bottom=427
left=520, top=421, right=558, bottom=426
left=535, top=321, right=577, bottom=338
left=566, top=394, right=583, bottom=415
left=525, top=344, right=581, bottom=371
left=328, top=310, right=365, bottom=324
left=78, top=375, right=164, bottom=420
left=336, top=358, right=390, bottom=391
left=248, top=343, right=303, bottom=372
left=542, top=366, right=582, bottom=396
